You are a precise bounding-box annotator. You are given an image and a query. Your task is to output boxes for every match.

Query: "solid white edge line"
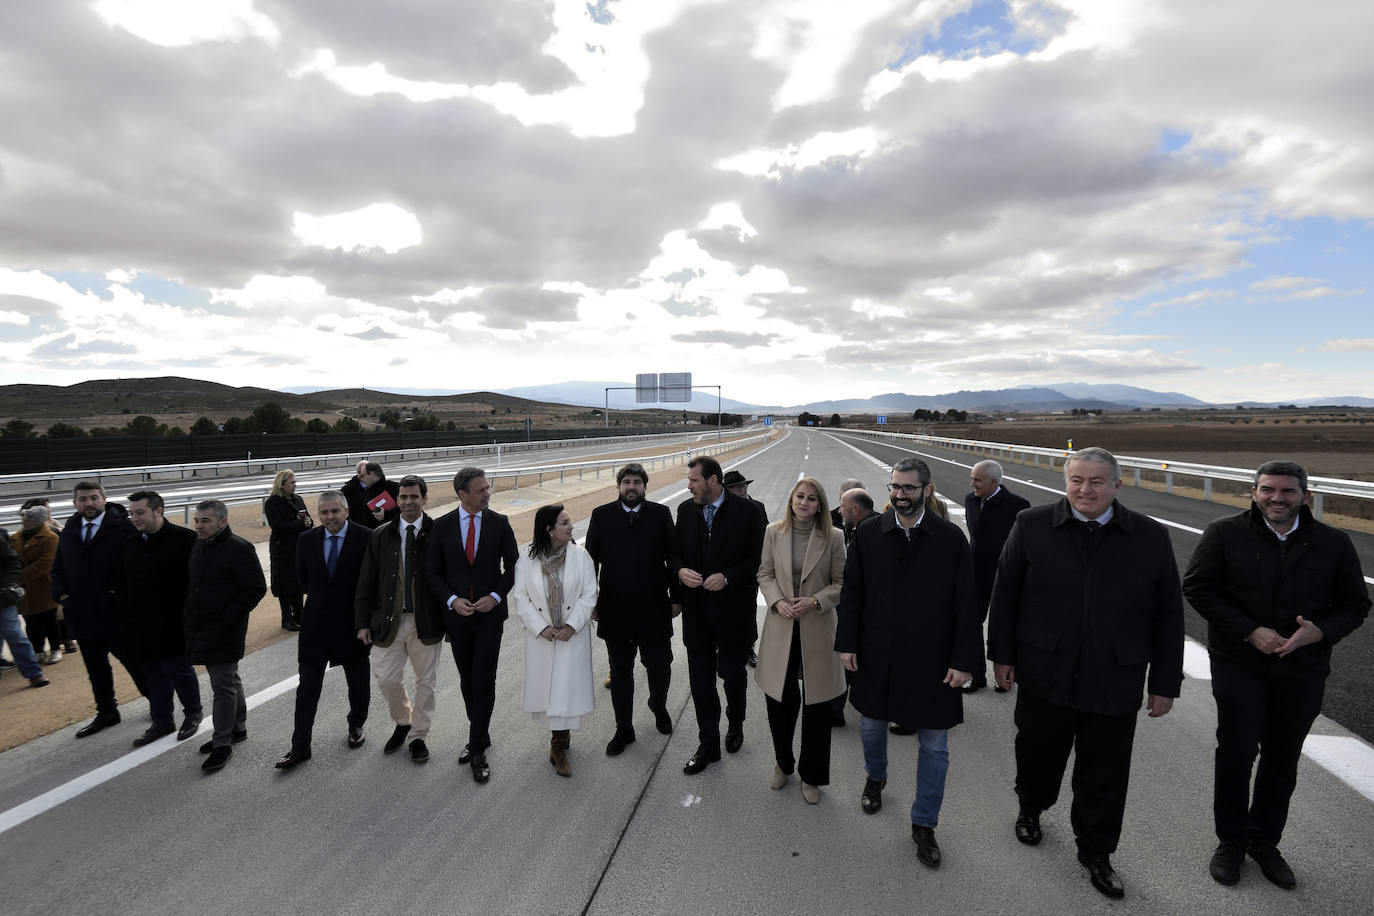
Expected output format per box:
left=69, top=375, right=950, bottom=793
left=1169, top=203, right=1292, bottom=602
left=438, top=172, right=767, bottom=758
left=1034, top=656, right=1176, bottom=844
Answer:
left=1303, top=736, right=1374, bottom=804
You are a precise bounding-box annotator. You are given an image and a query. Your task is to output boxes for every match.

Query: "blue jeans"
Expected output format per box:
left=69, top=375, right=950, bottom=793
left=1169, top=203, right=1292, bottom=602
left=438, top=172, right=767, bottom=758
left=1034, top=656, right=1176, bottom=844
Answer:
left=1, top=604, right=43, bottom=679
left=860, top=715, right=950, bottom=828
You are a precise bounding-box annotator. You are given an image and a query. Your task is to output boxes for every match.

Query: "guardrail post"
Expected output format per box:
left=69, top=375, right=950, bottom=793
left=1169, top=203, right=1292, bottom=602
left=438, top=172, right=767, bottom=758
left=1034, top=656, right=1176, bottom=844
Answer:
left=1166, top=472, right=1174, bottom=494
left=1312, top=492, right=1324, bottom=521
left=1133, top=468, right=1141, bottom=487
left=1203, top=477, right=1213, bottom=502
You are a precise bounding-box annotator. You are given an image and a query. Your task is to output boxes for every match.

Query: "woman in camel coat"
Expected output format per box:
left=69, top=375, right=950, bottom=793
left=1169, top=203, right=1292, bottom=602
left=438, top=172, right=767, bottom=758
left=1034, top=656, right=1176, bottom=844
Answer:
left=756, top=476, right=846, bottom=803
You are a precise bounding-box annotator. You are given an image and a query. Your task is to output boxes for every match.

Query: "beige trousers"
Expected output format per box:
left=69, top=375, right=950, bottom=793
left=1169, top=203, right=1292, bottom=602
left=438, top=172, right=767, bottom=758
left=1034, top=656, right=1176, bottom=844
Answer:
left=371, top=613, right=442, bottom=740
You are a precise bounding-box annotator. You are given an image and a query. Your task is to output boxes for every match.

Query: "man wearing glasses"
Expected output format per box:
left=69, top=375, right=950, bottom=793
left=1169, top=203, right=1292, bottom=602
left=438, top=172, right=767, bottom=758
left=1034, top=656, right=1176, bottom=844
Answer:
left=836, top=458, right=981, bottom=870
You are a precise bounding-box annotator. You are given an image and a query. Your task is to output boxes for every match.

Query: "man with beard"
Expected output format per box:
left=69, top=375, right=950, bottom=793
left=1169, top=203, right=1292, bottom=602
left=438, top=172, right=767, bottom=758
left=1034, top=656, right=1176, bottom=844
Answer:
left=119, top=490, right=202, bottom=746
left=837, top=458, right=981, bottom=869
left=52, top=480, right=147, bottom=737
left=585, top=463, right=677, bottom=756
left=675, top=456, right=766, bottom=774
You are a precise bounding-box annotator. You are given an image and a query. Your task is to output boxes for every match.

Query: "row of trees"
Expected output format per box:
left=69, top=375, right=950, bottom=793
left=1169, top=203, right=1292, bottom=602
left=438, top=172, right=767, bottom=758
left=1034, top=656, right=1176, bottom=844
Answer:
left=912, top=409, right=969, bottom=422
left=695, top=413, right=748, bottom=427
left=0, top=403, right=366, bottom=439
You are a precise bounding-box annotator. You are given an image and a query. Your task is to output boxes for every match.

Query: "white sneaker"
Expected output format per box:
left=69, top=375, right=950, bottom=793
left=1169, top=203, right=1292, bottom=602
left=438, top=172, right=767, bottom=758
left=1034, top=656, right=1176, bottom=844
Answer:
left=47, top=648, right=63, bottom=664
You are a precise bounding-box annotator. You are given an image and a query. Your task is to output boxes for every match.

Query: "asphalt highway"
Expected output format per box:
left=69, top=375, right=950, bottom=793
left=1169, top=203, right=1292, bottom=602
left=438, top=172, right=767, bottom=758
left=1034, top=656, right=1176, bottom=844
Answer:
left=1, top=426, right=1370, bottom=915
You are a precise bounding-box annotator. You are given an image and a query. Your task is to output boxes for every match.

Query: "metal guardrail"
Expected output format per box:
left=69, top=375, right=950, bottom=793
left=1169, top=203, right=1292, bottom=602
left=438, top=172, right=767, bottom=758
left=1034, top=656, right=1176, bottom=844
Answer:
left=834, top=429, right=1374, bottom=521
left=0, top=430, right=716, bottom=494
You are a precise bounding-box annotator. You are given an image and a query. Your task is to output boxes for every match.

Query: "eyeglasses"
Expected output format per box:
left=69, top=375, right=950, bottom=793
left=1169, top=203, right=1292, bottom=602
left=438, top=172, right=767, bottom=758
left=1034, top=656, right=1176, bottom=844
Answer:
left=887, top=483, right=928, bottom=495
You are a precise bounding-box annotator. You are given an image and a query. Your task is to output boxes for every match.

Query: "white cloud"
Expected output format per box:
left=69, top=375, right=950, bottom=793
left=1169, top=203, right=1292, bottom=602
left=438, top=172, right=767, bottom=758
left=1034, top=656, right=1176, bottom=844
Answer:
left=696, top=202, right=758, bottom=241
left=1321, top=338, right=1374, bottom=352
left=91, top=0, right=279, bottom=48
left=291, top=204, right=422, bottom=254
left=717, top=127, right=888, bottom=178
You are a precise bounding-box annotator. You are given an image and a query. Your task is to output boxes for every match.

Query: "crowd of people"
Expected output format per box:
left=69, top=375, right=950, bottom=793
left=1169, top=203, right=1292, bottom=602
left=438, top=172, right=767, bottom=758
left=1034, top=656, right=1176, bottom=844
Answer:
left=1, top=448, right=1368, bottom=900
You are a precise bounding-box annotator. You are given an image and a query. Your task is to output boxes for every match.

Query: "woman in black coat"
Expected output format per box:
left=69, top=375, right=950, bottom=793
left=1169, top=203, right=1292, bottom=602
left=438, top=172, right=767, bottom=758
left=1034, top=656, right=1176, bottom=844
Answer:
left=264, top=469, right=311, bottom=630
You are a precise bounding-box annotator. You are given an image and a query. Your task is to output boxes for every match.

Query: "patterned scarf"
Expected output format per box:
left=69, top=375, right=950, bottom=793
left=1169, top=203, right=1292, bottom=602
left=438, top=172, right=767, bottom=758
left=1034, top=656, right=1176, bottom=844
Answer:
left=540, top=544, right=569, bottom=628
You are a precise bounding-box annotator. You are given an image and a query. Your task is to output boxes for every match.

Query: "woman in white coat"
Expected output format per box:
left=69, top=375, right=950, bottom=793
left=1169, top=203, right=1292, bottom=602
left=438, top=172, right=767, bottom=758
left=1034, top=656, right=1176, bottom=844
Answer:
left=510, top=503, right=598, bottom=776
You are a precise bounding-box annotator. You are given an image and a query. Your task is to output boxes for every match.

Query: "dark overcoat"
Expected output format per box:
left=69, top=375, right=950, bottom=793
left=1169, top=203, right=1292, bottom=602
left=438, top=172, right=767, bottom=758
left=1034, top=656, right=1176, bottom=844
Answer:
left=296, top=522, right=372, bottom=666
left=963, top=484, right=1031, bottom=608
left=987, top=498, right=1185, bottom=715
left=836, top=508, right=981, bottom=730
left=672, top=490, right=767, bottom=649
left=117, top=521, right=197, bottom=660
left=264, top=493, right=310, bottom=596
left=354, top=514, right=445, bottom=647
left=585, top=499, right=676, bottom=643
left=342, top=476, right=400, bottom=530
left=185, top=525, right=267, bottom=666
left=51, top=506, right=136, bottom=640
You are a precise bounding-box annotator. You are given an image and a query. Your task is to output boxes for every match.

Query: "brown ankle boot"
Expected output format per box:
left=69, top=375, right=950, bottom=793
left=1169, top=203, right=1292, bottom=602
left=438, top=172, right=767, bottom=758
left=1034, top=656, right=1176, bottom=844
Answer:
left=549, top=729, right=571, bottom=777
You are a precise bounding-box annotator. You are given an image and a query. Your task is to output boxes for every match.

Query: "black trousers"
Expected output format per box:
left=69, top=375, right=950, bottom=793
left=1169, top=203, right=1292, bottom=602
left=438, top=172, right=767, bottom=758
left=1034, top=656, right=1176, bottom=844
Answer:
left=604, top=633, right=672, bottom=731
left=78, top=632, right=149, bottom=716
left=277, top=593, right=303, bottom=626
left=448, top=613, right=503, bottom=752
left=765, top=624, right=832, bottom=785
left=24, top=609, right=62, bottom=654
left=291, top=657, right=370, bottom=753
left=145, top=655, right=203, bottom=728
left=684, top=614, right=748, bottom=748
left=1013, top=689, right=1138, bottom=856
left=1211, top=653, right=1325, bottom=847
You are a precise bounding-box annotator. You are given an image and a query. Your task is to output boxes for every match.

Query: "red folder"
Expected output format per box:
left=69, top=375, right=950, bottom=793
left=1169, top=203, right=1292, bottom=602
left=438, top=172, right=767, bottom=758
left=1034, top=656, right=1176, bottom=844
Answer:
left=367, top=491, right=397, bottom=513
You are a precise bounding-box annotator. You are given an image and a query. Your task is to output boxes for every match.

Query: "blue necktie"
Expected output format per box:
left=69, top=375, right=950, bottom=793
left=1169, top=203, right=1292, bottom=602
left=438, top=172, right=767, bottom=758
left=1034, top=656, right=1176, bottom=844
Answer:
left=326, top=534, right=340, bottom=576
left=704, top=504, right=716, bottom=530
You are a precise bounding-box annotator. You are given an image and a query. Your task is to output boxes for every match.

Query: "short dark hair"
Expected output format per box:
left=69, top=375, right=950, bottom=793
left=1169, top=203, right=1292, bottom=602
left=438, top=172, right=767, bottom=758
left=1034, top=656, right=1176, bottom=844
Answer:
left=845, top=490, right=874, bottom=512
left=195, top=499, right=228, bottom=520
left=1255, top=460, right=1308, bottom=492
left=529, top=504, right=565, bottom=558
left=617, top=463, right=648, bottom=486
left=128, top=490, right=164, bottom=511
left=891, top=457, right=931, bottom=486
left=397, top=474, right=427, bottom=497
left=73, top=479, right=104, bottom=496
left=363, top=461, right=384, bottom=477
left=688, top=456, right=722, bottom=485
left=19, top=497, right=49, bottom=511
left=454, top=467, right=486, bottom=494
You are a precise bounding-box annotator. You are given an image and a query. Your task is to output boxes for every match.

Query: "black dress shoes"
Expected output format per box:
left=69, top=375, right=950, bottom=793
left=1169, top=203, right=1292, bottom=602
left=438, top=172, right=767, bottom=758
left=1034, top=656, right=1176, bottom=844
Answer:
left=683, top=745, right=721, bottom=775
left=1078, top=851, right=1125, bottom=899
left=912, top=825, right=941, bottom=868
left=1248, top=842, right=1296, bottom=889
left=281, top=618, right=301, bottom=632
left=1014, top=809, right=1043, bottom=846
left=458, top=743, right=473, bottom=764
left=200, top=729, right=247, bottom=753
left=724, top=727, right=744, bottom=754
left=384, top=724, right=412, bottom=754
left=860, top=778, right=885, bottom=814
left=132, top=723, right=176, bottom=747
left=347, top=726, right=366, bottom=749
left=649, top=702, right=673, bottom=735
left=75, top=713, right=121, bottom=739
left=470, top=752, right=491, bottom=783
left=274, top=749, right=312, bottom=770
left=1209, top=842, right=1244, bottom=886
left=605, top=728, right=636, bottom=756
left=202, top=745, right=232, bottom=773
left=177, top=716, right=202, bottom=741
left=410, top=738, right=430, bottom=763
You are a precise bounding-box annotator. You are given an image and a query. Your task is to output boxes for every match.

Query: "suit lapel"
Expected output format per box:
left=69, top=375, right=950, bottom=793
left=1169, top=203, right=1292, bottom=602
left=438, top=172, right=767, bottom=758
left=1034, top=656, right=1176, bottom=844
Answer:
left=799, top=528, right=824, bottom=584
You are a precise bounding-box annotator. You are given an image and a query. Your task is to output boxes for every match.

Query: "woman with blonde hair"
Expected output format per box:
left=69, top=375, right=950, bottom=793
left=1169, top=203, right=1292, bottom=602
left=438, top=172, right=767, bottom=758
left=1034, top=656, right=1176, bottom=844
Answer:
left=756, top=477, right=847, bottom=803
left=510, top=504, right=598, bottom=776
left=264, top=469, right=311, bottom=631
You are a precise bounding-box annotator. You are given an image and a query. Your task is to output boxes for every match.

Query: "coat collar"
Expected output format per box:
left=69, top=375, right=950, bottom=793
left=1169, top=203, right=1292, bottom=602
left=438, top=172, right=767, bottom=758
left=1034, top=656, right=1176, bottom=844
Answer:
left=1050, top=497, right=1134, bottom=533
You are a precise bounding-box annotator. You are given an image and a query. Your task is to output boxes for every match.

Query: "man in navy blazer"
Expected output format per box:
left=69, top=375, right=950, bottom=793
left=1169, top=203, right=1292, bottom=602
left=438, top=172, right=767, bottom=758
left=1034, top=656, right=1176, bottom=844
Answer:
left=275, top=490, right=373, bottom=769
left=425, top=467, right=518, bottom=783
left=674, top=456, right=766, bottom=774
left=963, top=460, right=1031, bottom=691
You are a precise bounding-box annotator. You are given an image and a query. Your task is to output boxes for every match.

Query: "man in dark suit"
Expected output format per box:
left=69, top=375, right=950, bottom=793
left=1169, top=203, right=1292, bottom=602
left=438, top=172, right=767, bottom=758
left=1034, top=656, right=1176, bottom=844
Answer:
left=342, top=461, right=401, bottom=530
left=186, top=499, right=267, bottom=773
left=275, top=490, right=373, bottom=769
left=51, top=480, right=147, bottom=738
left=830, top=487, right=877, bottom=726
left=722, top=469, right=767, bottom=669
left=988, top=447, right=1184, bottom=899
left=675, top=456, right=766, bottom=774
left=586, top=462, right=677, bottom=756
left=963, top=460, right=1030, bottom=692
left=830, top=478, right=864, bottom=535
left=119, top=490, right=202, bottom=746
left=425, top=467, right=518, bottom=783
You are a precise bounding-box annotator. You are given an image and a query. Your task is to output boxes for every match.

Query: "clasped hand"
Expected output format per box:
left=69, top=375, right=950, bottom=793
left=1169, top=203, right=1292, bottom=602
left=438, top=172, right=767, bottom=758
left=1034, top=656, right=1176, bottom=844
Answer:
left=539, top=625, right=575, bottom=642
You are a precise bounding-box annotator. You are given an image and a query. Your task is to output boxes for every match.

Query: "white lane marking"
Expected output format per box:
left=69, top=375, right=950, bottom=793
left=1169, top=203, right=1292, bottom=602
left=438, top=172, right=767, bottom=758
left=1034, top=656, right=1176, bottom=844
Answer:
left=1304, top=736, right=1374, bottom=804
left=0, top=673, right=301, bottom=836
left=1182, top=639, right=1212, bottom=680
left=681, top=794, right=703, bottom=807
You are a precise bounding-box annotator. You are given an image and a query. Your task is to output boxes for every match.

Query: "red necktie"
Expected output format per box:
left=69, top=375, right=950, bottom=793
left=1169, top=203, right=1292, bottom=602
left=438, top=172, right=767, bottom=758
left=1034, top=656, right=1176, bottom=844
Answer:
left=465, top=513, right=477, bottom=565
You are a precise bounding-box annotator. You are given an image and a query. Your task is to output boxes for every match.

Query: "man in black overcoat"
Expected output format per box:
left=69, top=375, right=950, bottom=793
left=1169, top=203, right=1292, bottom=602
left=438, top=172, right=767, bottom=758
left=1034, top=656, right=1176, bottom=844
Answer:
left=674, top=456, right=766, bottom=775
left=425, top=467, right=518, bottom=783
left=963, top=459, right=1030, bottom=691
left=186, top=499, right=268, bottom=773
left=836, top=458, right=981, bottom=869
left=275, top=490, right=372, bottom=769
left=52, top=480, right=147, bottom=738
left=342, top=461, right=401, bottom=530
left=119, top=490, right=202, bottom=746
left=585, top=462, right=677, bottom=756
left=988, top=447, right=1184, bottom=899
